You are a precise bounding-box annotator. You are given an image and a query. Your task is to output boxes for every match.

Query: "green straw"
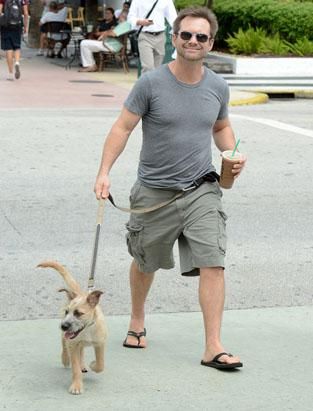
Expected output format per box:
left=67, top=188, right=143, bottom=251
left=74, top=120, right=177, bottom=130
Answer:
left=231, top=139, right=241, bottom=157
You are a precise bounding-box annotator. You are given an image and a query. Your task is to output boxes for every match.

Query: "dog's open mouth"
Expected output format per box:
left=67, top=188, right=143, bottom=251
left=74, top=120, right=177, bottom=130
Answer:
left=64, top=327, right=85, bottom=340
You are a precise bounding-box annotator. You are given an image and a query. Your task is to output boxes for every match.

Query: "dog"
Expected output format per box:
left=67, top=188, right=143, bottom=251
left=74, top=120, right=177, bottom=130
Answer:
left=37, top=260, right=107, bottom=395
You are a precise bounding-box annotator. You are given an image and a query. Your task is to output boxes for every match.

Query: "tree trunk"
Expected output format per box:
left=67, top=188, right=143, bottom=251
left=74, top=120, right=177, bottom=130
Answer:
left=28, top=0, right=43, bottom=48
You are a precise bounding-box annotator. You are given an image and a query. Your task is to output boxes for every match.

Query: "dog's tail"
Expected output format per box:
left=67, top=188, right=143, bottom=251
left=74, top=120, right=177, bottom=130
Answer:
left=37, top=260, right=82, bottom=294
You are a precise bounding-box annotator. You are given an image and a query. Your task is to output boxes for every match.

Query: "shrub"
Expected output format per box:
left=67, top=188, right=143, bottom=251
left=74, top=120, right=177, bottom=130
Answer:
left=261, top=34, right=291, bottom=56
left=226, top=26, right=267, bottom=55
left=213, top=0, right=313, bottom=45
left=174, top=0, right=205, bottom=9
left=286, top=37, right=313, bottom=56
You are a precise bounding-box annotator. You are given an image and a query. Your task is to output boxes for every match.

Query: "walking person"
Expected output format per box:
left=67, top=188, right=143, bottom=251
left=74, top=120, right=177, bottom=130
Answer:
left=94, top=7, right=246, bottom=370
left=0, top=0, right=29, bottom=80
left=127, top=0, right=177, bottom=74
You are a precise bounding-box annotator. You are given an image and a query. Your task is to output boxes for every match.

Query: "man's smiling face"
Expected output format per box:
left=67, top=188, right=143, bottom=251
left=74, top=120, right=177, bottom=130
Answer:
left=173, top=16, right=214, bottom=62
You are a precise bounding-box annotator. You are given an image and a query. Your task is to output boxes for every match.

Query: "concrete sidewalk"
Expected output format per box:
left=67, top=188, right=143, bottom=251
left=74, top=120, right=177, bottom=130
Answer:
left=1, top=306, right=312, bottom=410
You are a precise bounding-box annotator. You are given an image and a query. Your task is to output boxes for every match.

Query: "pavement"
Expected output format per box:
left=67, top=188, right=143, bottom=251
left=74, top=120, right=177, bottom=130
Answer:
left=1, top=46, right=313, bottom=410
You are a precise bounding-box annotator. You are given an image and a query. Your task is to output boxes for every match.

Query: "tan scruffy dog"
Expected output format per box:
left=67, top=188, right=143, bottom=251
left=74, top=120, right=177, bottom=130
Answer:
left=37, top=260, right=107, bottom=395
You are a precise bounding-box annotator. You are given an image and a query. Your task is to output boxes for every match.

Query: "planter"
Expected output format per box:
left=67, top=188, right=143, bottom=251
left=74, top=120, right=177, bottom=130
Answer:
left=205, top=53, right=313, bottom=76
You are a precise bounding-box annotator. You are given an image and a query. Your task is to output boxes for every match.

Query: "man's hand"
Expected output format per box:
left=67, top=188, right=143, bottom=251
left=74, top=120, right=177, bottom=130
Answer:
left=232, top=156, right=247, bottom=179
left=94, top=174, right=110, bottom=199
left=137, top=19, right=154, bottom=27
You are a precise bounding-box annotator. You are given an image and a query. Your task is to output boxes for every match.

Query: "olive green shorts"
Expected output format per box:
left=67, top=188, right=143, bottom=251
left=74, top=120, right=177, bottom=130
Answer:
left=125, top=180, right=227, bottom=276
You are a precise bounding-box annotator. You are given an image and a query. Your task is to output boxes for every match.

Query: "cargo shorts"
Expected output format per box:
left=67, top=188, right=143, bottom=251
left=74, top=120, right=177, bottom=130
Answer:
left=125, top=180, right=227, bottom=276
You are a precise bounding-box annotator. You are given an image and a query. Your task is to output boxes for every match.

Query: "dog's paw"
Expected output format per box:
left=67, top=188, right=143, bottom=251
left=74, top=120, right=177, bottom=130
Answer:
left=89, top=360, right=104, bottom=373
left=69, top=382, right=83, bottom=395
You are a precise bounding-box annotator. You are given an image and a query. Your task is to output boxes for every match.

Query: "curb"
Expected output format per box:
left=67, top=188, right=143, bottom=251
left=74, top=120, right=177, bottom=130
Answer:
left=230, top=92, right=269, bottom=106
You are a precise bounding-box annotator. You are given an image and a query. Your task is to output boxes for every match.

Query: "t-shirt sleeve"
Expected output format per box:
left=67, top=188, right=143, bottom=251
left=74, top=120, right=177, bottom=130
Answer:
left=124, top=74, right=151, bottom=117
left=217, top=81, right=230, bottom=120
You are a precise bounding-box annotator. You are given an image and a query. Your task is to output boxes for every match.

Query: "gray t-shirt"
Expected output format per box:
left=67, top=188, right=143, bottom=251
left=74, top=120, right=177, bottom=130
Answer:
left=124, top=64, right=229, bottom=189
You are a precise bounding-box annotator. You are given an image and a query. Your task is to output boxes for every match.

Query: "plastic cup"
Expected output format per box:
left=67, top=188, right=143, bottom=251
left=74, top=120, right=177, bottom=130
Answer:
left=219, top=150, right=243, bottom=189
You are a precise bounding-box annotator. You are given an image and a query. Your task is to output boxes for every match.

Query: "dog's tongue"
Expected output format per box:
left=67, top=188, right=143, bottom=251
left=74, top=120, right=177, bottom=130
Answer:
left=64, top=331, right=76, bottom=340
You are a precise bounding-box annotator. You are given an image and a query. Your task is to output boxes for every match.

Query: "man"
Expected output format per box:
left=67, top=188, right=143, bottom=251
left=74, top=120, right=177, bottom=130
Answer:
left=39, top=1, right=68, bottom=58
left=94, top=7, right=246, bottom=370
left=115, top=1, right=131, bottom=19
left=79, top=7, right=117, bottom=72
left=127, top=0, right=177, bottom=73
left=0, top=0, right=29, bottom=80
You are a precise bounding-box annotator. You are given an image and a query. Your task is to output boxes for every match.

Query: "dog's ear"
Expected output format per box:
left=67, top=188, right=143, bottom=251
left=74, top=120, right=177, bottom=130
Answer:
left=87, top=290, right=103, bottom=308
left=58, top=288, right=77, bottom=300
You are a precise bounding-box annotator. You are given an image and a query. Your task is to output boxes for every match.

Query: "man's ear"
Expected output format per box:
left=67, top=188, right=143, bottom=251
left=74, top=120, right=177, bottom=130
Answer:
left=58, top=288, right=77, bottom=300
left=87, top=290, right=103, bottom=308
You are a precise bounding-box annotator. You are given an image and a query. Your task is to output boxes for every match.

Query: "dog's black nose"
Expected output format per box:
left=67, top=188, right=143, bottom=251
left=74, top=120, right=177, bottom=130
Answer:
left=61, top=322, right=71, bottom=331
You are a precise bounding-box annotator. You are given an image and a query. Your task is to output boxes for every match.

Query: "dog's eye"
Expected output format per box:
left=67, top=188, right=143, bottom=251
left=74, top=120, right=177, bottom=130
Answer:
left=64, top=309, right=69, bottom=315
left=73, top=310, right=83, bottom=317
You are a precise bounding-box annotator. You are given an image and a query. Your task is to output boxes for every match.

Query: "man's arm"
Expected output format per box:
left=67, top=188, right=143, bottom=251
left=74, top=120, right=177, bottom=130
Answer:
left=94, top=107, right=141, bottom=199
left=213, top=118, right=246, bottom=178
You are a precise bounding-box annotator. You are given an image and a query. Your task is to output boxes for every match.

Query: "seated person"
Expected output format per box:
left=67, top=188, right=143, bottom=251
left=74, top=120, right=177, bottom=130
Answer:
left=79, top=20, right=131, bottom=72
left=38, top=1, right=68, bottom=58
left=79, top=8, right=130, bottom=72
left=86, top=7, right=117, bottom=40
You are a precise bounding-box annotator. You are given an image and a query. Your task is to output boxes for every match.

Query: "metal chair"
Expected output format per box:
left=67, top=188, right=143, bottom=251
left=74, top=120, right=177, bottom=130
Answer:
left=41, top=21, right=71, bottom=58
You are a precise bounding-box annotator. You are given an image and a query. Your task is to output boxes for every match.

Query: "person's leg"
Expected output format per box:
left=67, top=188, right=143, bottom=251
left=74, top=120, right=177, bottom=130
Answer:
left=199, top=267, right=240, bottom=365
left=5, top=50, right=14, bottom=73
left=153, top=33, right=165, bottom=68
left=14, top=49, right=21, bottom=79
left=79, top=40, right=104, bottom=69
left=138, top=34, right=155, bottom=73
left=124, top=259, right=155, bottom=347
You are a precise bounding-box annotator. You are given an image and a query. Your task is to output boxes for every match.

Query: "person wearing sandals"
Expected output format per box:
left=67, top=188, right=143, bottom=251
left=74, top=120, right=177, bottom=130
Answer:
left=94, top=7, right=246, bottom=370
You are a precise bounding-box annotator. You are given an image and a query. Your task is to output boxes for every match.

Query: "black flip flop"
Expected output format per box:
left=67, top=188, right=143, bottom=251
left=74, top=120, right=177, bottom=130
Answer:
left=201, top=352, right=243, bottom=370
left=123, top=328, right=147, bottom=349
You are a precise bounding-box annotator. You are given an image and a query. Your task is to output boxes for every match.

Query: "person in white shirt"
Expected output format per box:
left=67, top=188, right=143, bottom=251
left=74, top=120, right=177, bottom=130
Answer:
left=37, top=1, right=67, bottom=56
left=127, top=0, right=177, bottom=73
left=38, top=1, right=68, bottom=57
left=115, top=1, right=131, bottom=19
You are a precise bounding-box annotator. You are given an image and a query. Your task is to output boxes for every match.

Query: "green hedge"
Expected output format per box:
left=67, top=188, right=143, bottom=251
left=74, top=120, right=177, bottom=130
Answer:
left=174, top=0, right=205, bottom=9
left=213, top=0, right=313, bottom=44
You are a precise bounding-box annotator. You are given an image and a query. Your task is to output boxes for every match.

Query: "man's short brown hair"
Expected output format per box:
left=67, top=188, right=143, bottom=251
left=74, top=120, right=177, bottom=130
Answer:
left=173, top=7, right=219, bottom=39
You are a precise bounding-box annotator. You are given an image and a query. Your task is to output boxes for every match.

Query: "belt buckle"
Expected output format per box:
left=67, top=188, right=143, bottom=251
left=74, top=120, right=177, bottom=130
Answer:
left=182, top=181, right=198, bottom=192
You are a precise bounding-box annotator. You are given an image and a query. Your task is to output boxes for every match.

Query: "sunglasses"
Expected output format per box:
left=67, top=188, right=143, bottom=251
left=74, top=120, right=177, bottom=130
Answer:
left=176, top=31, right=212, bottom=43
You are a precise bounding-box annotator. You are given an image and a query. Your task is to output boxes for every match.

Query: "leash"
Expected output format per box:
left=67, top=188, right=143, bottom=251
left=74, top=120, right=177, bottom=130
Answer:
left=88, top=198, right=105, bottom=291
left=106, top=172, right=220, bottom=214
left=107, top=192, right=183, bottom=214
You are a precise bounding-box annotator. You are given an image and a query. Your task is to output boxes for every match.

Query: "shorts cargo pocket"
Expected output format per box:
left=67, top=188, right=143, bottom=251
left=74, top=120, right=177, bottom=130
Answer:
left=217, top=209, right=227, bottom=254
left=126, top=222, right=145, bottom=264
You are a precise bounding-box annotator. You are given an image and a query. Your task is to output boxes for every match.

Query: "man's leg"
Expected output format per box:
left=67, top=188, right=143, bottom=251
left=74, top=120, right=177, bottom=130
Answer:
left=14, top=49, right=21, bottom=79
left=138, top=34, right=155, bottom=73
left=199, top=267, right=241, bottom=365
left=124, top=259, right=154, bottom=347
left=5, top=50, right=14, bottom=74
left=153, top=33, right=165, bottom=68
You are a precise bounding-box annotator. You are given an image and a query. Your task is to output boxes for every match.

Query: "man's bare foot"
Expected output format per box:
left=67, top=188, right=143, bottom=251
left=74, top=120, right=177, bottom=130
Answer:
left=78, top=65, right=97, bottom=72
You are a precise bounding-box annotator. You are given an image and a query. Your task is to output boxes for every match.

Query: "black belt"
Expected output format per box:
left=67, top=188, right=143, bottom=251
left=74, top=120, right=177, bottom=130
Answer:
left=183, top=171, right=220, bottom=192
left=144, top=31, right=164, bottom=36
